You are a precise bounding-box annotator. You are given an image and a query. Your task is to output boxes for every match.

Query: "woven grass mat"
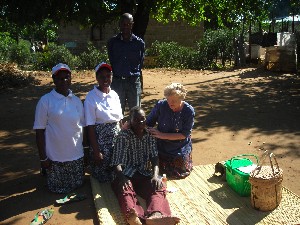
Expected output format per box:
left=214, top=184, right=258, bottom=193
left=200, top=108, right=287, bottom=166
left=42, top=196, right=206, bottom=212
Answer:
left=91, top=164, right=300, bottom=225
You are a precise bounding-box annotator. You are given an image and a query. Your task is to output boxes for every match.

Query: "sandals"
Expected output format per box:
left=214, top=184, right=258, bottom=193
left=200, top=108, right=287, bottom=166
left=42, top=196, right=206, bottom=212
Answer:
left=30, top=193, right=86, bottom=224
left=30, top=208, right=54, bottom=225
left=55, top=192, right=87, bottom=205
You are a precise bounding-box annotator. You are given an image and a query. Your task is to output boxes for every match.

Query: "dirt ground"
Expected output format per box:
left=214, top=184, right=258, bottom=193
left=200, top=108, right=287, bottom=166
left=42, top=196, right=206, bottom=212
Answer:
left=0, top=67, right=299, bottom=225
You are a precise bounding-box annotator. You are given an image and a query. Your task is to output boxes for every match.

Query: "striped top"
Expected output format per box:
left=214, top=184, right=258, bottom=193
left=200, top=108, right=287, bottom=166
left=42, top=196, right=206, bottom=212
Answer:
left=110, top=129, right=158, bottom=177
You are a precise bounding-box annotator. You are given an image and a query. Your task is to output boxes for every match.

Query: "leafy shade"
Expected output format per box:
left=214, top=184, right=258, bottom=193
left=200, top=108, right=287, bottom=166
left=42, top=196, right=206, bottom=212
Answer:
left=153, top=0, right=272, bottom=28
left=0, top=0, right=296, bottom=43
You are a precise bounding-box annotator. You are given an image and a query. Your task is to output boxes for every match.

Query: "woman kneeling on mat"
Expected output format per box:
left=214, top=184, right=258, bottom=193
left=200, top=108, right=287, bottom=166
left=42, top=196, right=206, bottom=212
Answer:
left=33, top=63, right=85, bottom=193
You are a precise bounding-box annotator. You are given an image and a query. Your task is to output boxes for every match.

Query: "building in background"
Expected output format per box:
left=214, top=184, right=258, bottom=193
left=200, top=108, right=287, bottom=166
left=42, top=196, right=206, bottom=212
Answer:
left=57, top=18, right=204, bottom=54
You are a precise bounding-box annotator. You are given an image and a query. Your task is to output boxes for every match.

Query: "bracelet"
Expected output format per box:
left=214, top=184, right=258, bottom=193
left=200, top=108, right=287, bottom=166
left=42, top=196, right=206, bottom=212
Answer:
left=83, top=146, right=89, bottom=149
left=40, top=157, right=48, bottom=162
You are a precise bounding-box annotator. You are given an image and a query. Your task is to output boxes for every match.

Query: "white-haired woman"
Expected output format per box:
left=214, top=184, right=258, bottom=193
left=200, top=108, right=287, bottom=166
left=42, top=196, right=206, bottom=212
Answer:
left=146, top=83, right=195, bottom=179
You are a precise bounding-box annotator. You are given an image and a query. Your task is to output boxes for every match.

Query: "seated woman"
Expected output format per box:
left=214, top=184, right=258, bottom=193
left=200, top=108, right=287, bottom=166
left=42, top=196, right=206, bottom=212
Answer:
left=146, top=83, right=195, bottom=179
left=110, top=106, right=180, bottom=225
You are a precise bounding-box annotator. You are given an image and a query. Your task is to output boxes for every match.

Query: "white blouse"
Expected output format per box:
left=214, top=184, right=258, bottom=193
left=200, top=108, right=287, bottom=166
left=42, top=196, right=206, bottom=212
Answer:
left=84, top=86, right=123, bottom=126
left=33, top=89, right=85, bottom=162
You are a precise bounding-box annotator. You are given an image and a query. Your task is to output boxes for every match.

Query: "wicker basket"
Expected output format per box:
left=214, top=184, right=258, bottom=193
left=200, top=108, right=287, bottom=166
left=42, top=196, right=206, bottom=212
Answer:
left=249, top=152, right=283, bottom=211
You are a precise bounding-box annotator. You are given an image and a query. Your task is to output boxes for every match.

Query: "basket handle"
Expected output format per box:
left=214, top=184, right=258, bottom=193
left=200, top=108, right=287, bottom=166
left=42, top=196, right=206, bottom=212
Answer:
left=252, top=151, right=280, bottom=177
left=269, top=152, right=280, bottom=175
left=230, top=154, right=259, bottom=168
left=256, top=150, right=269, bottom=167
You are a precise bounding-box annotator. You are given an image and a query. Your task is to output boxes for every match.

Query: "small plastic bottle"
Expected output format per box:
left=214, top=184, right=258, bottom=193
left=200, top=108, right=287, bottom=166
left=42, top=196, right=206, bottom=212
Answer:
left=162, top=174, right=167, bottom=188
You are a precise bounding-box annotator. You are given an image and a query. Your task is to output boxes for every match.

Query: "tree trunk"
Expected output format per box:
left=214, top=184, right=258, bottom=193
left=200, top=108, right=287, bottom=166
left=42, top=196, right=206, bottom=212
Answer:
left=119, top=0, right=153, bottom=40
left=292, top=14, right=294, bottom=33
left=132, top=0, right=152, bottom=40
left=248, top=21, right=251, bottom=61
left=120, top=0, right=135, bottom=14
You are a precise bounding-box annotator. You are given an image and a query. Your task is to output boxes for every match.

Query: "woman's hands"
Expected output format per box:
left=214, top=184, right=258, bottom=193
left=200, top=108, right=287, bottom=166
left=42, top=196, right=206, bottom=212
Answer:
left=40, top=158, right=52, bottom=175
left=147, top=127, right=163, bottom=139
left=120, top=120, right=130, bottom=130
left=147, top=127, right=186, bottom=140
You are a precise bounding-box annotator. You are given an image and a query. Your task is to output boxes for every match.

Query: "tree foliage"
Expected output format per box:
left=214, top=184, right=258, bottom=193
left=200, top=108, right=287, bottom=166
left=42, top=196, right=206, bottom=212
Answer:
left=0, top=0, right=296, bottom=42
left=290, top=0, right=300, bottom=15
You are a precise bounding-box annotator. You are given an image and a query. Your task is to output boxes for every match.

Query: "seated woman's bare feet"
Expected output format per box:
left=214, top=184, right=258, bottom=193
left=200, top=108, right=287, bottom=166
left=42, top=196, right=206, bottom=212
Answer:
left=146, top=212, right=180, bottom=225
left=127, top=208, right=142, bottom=225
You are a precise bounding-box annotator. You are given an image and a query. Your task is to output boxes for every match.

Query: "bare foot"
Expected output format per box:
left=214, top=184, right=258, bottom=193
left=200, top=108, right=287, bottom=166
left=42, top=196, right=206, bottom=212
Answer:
left=127, top=208, right=142, bottom=225
left=146, top=212, right=180, bottom=225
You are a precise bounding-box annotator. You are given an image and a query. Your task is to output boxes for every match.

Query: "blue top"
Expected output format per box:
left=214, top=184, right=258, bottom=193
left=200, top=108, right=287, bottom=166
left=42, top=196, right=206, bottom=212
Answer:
left=107, top=33, right=145, bottom=77
left=146, top=99, right=195, bottom=157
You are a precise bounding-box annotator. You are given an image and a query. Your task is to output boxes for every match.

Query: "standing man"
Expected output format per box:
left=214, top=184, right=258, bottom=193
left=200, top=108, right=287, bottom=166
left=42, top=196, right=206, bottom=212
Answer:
left=107, top=13, right=145, bottom=114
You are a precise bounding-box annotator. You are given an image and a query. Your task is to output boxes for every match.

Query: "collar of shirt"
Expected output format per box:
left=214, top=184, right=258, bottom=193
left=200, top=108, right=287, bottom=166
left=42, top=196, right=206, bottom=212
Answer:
left=127, top=127, right=151, bottom=137
left=118, top=33, right=134, bottom=41
left=93, top=86, right=111, bottom=97
left=51, top=89, right=73, bottom=99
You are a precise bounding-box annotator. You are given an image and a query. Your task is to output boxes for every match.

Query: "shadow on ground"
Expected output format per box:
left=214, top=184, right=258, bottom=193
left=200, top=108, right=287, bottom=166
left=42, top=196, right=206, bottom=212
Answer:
left=160, top=68, right=300, bottom=158
left=0, top=67, right=299, bottom=223
left=0, top=77, right=98, bottom=224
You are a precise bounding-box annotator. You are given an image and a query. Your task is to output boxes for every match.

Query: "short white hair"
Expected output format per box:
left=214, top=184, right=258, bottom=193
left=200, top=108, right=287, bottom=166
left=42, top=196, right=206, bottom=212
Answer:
left=164, top=83, right=187, bottom=100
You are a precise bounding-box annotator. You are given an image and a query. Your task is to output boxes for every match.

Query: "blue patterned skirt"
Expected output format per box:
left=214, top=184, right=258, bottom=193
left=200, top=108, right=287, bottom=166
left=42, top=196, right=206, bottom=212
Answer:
left=158, top=140, right=193, bottom=179
left=90, top=122, right=120, bottom=182
left=46, top=157, right=84, bottom=193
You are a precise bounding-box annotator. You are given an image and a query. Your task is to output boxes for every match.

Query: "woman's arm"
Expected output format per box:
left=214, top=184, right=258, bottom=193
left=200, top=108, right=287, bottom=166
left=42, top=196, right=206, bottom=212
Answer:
left=87, top=125, right=103, bottom=163
left=146, top=101, right=160, bottom=127
left=82, top=126, right=89, bottom=147
left=36, top=129, right=51, bottom=168
left=148, top=103, right=194, bottom=141
left=147, top=127, right=186, bottom=140
left=84, top=94, right=103, bottom=163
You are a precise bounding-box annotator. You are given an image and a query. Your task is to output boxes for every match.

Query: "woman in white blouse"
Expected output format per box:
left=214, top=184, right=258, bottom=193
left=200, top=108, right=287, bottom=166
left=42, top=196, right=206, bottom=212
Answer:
left=84, top=62, right=123, bottom=182
left=33, top=63, right=85, bottom=193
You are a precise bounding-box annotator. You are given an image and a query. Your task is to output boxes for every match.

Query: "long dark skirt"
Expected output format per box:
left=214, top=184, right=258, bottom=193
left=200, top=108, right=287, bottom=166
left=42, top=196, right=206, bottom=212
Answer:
left=47, top=157, right=84, bottom=194
left=90, top=122, right=120, bottom=182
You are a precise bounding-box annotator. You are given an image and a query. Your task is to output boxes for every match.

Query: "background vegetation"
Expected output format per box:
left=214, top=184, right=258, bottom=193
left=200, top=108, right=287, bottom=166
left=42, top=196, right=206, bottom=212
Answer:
left=0, top=27, right=243, bottom=71
left=0, top=0, right=299, bottom=90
